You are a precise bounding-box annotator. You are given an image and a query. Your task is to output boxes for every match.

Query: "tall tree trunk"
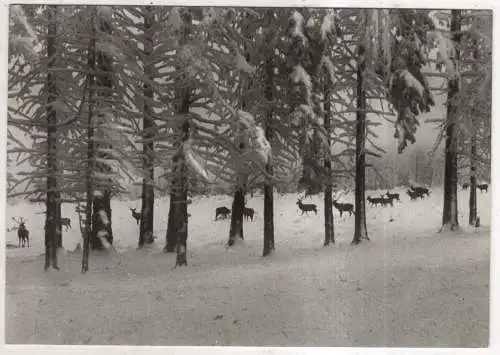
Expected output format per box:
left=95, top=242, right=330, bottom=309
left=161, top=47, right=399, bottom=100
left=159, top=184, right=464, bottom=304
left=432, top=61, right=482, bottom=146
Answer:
left=82, top=12, right=97, bottom=273
left=138, top=6, right=155, bottom=247
left=442, top=10, right=460, bottom=231
left=228, top=184, right=245, bottom=247
left=164, top=9, right=190, bottom=265
left=352, top=43, right=369, bottom=245
left=91, top=8, right=114, bottom=249
left=323, top=83, right=335, bottom=246
left=174, top=121, right=190, bottom=267
left=91, top=191, right=113, bottom=249
left=55, top=190, right=62, bottom=248
left=469, top=124, right=478, bottom=225
left=44, top=5, right=59, bottom=271
left=263, top=154, right=274, bottom=256
left=164, top=196, right=176, bottom=252
left=469, top=42, right=479, bottom=226
left=227, top=42, right=252, bottom=248
left=263, top=25, right=275, bottom=256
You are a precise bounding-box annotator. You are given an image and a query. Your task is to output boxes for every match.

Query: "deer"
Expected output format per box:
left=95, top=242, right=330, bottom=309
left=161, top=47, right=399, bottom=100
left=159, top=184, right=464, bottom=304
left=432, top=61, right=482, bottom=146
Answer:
left=215, top=206, right=231, bottom=220
left=385, top=191, right=400, bottom=202
left=13, top=217, right=30, bottom=248
left=379, top=195, right=394, bottom=207
left=332, top=199, right=354, bottom=217
left=477, top=183, right=489, bottom=192
left=60, top=217, right=72, bottom=231
left=243, top=207, right=255, bottom=221
left=406, top=189, right=423, bottom=200
left=410, top=185, right=430, bottom=197
left=36, top=211, right=72, bottom=231
left=130, top=208, right=141, bottom=225
left=367, top=196, right=383, bottom=207
left=331, top=190, right=354, bottom=217
left=296, top=199, right=317, bottom=216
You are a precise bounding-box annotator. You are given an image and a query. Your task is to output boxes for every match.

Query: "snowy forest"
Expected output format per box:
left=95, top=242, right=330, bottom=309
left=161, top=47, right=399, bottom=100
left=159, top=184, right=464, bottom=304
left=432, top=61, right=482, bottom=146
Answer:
left=5, top=5, right=493, bottom=346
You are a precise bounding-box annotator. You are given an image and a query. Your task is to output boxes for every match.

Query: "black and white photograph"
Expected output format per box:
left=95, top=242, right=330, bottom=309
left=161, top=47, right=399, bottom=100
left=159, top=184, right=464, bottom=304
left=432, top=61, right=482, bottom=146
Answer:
left=3, top=1, right=495, bottom=350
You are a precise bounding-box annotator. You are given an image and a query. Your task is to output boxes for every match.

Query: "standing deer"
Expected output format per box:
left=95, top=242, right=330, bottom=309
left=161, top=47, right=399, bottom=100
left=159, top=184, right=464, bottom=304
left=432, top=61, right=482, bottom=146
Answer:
left=367, top=196, right=383, bottom=207
left=332, top=199, right=354, bottom=217
left=410, top=185, right=430, bottom=197
left=332, top=193, right=354, bottom=217
left=385, top=191, right=400, bottom=202
left=215, top=206, right=231, bottom=220
left=406, top=189, right=422, bottom=200
left=60, top=217, right=72, bottom=231
left=296, top=199, right=317, bottom=215
left=36, top=211, right=72, bottom=231
left=130, top=208, right=141, bottom=225
left=243, top=207, right=255, bottom=221
left=331, top=190, right=354, bottom=217
left=379, top=195, right=394, bottom=207
left=13, top=217, right=30, bottom=248
left=477, top=183, right=488, bottom=192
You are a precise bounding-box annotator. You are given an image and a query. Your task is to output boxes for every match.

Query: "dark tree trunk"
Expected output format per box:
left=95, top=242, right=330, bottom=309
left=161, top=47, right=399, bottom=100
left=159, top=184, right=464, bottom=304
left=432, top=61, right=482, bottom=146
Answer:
left=228, top=185, right=245, bottom=247
left=228, top=39, right=252, bottom=248
left=91, top=191, right=113, bottom=249
left=469, top=41, right=479, bottom=227
left=174, top=133, right=189, bottom=267
left=91, top=7, right=114, bottom=249
left=55, top=191, right=62, bottom=248
left=165, top=9, right=191, bottom=265
left=263, top=168, right=274, bottom=256
left=138, top=6, right=155, bottom=247
left=171, top=120, right=190, bottom=266
left=44, top=5, right=59, bottom=271
left=442, top=10, right=460, bottom=231
left=165, top=145, right=189, bottom=260
left=469, top=127, right=478, bottom=225
left=164, top=196, right=176, bottom=252
left=352, top=43, right=369, bottom=245
left=263, top=25, right=275, bottom=257
left=82, top=11, right=96, bottom=273
left=323, top=84, right=334, bottom=246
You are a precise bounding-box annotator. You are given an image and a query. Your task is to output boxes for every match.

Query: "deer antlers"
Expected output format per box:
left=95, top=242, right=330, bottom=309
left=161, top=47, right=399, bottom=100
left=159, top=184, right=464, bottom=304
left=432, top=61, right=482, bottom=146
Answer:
left=332, top=189, right=349, bottom=202
left=12, top=217, right=25, bottom=225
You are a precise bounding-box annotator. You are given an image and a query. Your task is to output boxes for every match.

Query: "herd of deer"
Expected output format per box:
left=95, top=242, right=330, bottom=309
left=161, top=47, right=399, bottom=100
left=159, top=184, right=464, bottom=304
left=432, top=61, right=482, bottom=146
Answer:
left=296, top=185, right=430, bottom=217
left=11, top=216, right=72, bottom=249
left=10, top=183, right=489, bottom=248
left=214, top=206, right=255, bottom=221
left=130, top=203, right=255, bottom=224
left=462, top=182, right=489, bottom=192
left=129, top=198, right=194, bottom=225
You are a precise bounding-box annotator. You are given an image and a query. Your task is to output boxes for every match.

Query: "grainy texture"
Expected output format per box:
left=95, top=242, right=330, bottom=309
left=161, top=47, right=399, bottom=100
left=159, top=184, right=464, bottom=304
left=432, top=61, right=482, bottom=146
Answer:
left=5, top=187, right=490, bottom=346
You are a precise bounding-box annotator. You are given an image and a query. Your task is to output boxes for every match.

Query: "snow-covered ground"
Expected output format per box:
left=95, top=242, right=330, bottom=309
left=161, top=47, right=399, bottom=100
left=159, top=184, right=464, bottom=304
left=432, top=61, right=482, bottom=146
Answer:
left=5, top=187, right=491, bottom=346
